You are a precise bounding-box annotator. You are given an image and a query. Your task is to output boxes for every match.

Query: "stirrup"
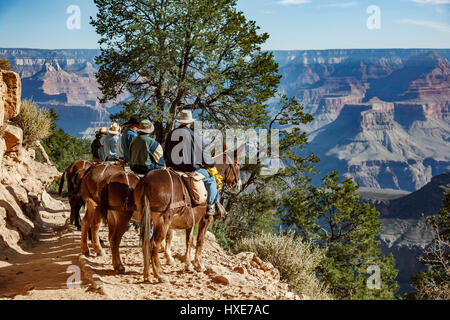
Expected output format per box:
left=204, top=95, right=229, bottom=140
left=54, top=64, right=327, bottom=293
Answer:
left=206, top=204, right=215, bottom=216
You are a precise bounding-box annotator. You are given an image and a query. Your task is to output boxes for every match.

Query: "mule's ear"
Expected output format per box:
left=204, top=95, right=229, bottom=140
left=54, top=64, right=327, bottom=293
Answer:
left=234, top=143, right=246, bottom=162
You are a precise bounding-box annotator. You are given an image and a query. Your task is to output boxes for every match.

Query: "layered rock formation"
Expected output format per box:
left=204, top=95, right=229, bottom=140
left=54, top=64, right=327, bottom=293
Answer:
left=0, top=70, right=61, bottom=254
left=0, top=49, right=120, bottom=137
left=276, top=50, right=450, bottom=192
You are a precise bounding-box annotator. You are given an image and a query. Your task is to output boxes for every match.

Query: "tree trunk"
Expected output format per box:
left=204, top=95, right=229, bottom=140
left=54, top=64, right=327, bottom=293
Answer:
left=35, top=140, right=52, bottom=165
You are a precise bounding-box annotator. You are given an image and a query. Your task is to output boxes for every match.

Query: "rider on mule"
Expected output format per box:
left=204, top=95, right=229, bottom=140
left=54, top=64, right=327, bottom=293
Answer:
left=91, top=127, right=107, bottom=162
left=102, top=123, right=121, bottom=161
left=129, top=119, right=165, bottom=174
left=120, top=117, right=140, bottom=164
left=164, top=110, right=223, bottom=217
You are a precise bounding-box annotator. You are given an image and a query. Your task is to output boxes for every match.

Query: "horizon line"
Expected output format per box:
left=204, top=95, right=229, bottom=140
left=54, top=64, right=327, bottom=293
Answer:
left=1, top=47, right=450, bottom=52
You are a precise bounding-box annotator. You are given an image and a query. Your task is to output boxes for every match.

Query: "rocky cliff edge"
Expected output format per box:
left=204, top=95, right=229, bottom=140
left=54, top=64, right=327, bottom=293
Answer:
left=0, top=70, right=61, bottom=254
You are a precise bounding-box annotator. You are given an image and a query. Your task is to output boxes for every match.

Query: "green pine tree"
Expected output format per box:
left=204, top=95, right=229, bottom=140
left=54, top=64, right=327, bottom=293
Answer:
left=90, top=0, right=280, bottom=143
left=281, top=172, right=399, bottom=300
left=409, top=191, right=450, bottom=300
left=41, top=108, right=91, bottom=172
left=211, top=95, right=318, bottom=249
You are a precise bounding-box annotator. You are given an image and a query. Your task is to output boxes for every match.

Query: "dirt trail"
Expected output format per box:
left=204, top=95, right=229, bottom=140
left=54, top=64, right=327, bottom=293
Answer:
left=0, top=196, right=299, bottom=300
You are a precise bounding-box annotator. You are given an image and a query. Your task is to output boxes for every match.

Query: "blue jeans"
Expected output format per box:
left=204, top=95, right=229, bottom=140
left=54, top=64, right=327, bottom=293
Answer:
left=196, top=168, right=219, bottom=205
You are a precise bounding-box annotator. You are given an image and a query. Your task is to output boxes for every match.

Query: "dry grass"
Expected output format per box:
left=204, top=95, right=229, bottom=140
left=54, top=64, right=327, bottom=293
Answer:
left=234, top=232, right=331, bottom=300
left=10, top=99, right=52, bottom=146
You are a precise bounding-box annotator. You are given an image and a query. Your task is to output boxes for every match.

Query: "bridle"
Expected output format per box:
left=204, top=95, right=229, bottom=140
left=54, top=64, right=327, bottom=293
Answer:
left=222, top=152, right=241, bottom=194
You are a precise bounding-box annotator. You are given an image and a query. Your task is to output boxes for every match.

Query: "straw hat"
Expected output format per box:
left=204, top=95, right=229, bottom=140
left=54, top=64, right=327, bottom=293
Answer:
left=177, top=110, right=195, bottom=124
left=138, top=119, right=154, bottom=134
left=108, top=123, right=121, bottom=135
left=98, top=127, right=107, bottom=134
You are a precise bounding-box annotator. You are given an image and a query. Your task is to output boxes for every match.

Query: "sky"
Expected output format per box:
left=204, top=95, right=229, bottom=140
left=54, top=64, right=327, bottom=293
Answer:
left=0, top=0, right=449, bottom=50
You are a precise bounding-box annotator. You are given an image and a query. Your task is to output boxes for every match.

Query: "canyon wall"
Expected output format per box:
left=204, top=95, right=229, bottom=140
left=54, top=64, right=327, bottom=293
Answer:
left=0, top=70, right=61, bottom=254
left=275, top=50, right=450, bottom=192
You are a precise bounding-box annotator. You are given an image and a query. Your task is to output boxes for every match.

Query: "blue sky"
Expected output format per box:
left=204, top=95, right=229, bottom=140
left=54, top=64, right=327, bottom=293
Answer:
left=0, top=0, right=449, bottom=50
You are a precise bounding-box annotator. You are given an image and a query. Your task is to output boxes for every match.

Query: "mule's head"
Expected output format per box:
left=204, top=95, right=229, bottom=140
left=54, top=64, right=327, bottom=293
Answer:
left=213, top=143, right=244, bottom=194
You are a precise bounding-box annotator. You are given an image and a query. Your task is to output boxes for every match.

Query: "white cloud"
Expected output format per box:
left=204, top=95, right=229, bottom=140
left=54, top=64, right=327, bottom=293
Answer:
left=410, top=0, right=450, bottom=4
left=319, top=2, right=358, bottom=8
left=278, top=0, right=311, bottom=5
left=396, top=18, right=450, bottom=33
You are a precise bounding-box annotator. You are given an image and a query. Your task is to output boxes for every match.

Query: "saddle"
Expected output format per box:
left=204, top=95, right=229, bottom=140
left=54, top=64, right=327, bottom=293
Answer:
left=173, top=170, right=207, bottom=205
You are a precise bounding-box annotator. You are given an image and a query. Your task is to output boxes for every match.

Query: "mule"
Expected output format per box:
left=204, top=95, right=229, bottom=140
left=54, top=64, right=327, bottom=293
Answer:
left=99, top=170, right=141, bottom=273
left=58, top=160, right=93, bottom=229
left=79, top=163, right=124, bottom=256
left=134, top=146, right=243, bottom=283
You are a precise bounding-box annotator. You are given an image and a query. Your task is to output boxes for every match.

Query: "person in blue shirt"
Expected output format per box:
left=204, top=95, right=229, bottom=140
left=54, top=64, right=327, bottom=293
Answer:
left=120, top=117, right=139, bottom=163
left=103, top=123, right=121, bottom=161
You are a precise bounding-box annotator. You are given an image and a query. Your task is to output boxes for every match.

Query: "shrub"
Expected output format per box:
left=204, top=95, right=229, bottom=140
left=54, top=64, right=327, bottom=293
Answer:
left=234, top=232, right=331, bottom=300
left=10, top=99, right=52, bottom=146
left=0, top=57, right=13, bottom=71
left=210, top=187, right=280, bottom=250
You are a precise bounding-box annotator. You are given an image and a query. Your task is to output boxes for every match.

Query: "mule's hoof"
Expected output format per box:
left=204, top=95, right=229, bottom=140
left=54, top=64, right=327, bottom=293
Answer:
left=166, top=257, right=175, bottom=266
left=185, top=264, right=193, bottom=272
left=193, top=262, right=205, bottom=273
left=158, top=276, right=169, bottom=284
left=82, top=250, right=90, bottom=257
left=116, top=265, right=126, bottom=274
left=96, top=250, right=105, bottom=257
left=143, top=278, right=151, bottom=284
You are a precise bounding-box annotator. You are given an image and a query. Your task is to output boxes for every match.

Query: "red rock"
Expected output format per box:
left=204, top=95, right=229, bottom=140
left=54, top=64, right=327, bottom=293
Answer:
left=1, top=71, right=21, bottom=121
left=233, top=266, right=246, bottom=274
left=211, top=275, right=230, bottom=285
left=3, top=124, right=23, bottom=152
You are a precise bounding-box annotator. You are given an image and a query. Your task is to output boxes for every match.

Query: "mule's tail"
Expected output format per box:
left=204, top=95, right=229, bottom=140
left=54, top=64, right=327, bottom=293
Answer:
left=58, top=169, right=66, bottom=196
left=140, top=184, right=152, bottom=253
left=99, top=185, right=109, bottom=223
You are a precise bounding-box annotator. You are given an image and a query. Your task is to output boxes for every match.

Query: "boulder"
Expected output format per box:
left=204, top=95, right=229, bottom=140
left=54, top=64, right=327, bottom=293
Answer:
left=3, top=124, right=23, bottom=152
left=0, top=207, right=21, bottom=253
left=1, top=71, right=21, bottom=121
left=211, top=275, right=231, bottom=286
left=0, top=184, right=34, bottom=239
left=41, top=190, right=67, bottom=212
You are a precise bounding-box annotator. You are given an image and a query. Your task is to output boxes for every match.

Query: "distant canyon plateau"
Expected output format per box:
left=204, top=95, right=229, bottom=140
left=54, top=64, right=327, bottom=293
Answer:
left=1, top=48, right=449, bottom=294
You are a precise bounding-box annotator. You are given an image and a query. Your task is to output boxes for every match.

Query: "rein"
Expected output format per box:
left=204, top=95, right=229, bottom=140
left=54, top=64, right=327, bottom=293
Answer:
left=223, top=152, right=239, bottom=193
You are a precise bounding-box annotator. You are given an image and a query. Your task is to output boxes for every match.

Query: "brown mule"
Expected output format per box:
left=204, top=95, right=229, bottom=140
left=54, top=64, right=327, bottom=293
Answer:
left=58, top=160, right=93, bottom=229
left=79, top=163, right=124, bottom=257
left=134, top=147, right=243, bottom=283
left=99, top=170, right=141, bottom=274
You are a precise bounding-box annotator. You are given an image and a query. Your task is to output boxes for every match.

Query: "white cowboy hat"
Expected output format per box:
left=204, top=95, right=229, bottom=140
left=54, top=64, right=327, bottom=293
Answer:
left=137, top=119, right=154, bottom=134
left=108, top=123, right=121, bottom=135
left=177, top=110, right=195, bottom=124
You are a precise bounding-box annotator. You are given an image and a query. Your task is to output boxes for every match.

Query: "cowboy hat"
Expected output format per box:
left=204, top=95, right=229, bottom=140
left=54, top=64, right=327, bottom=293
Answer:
left=177, top=110, right=195, bottom=124
left=98, top=127, right=108, bottom=134
left=138, top=119, right=154, bottom=134
left=108, top=123, right=121, bottom=135
left=124, top=117, right=140, bottom=126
